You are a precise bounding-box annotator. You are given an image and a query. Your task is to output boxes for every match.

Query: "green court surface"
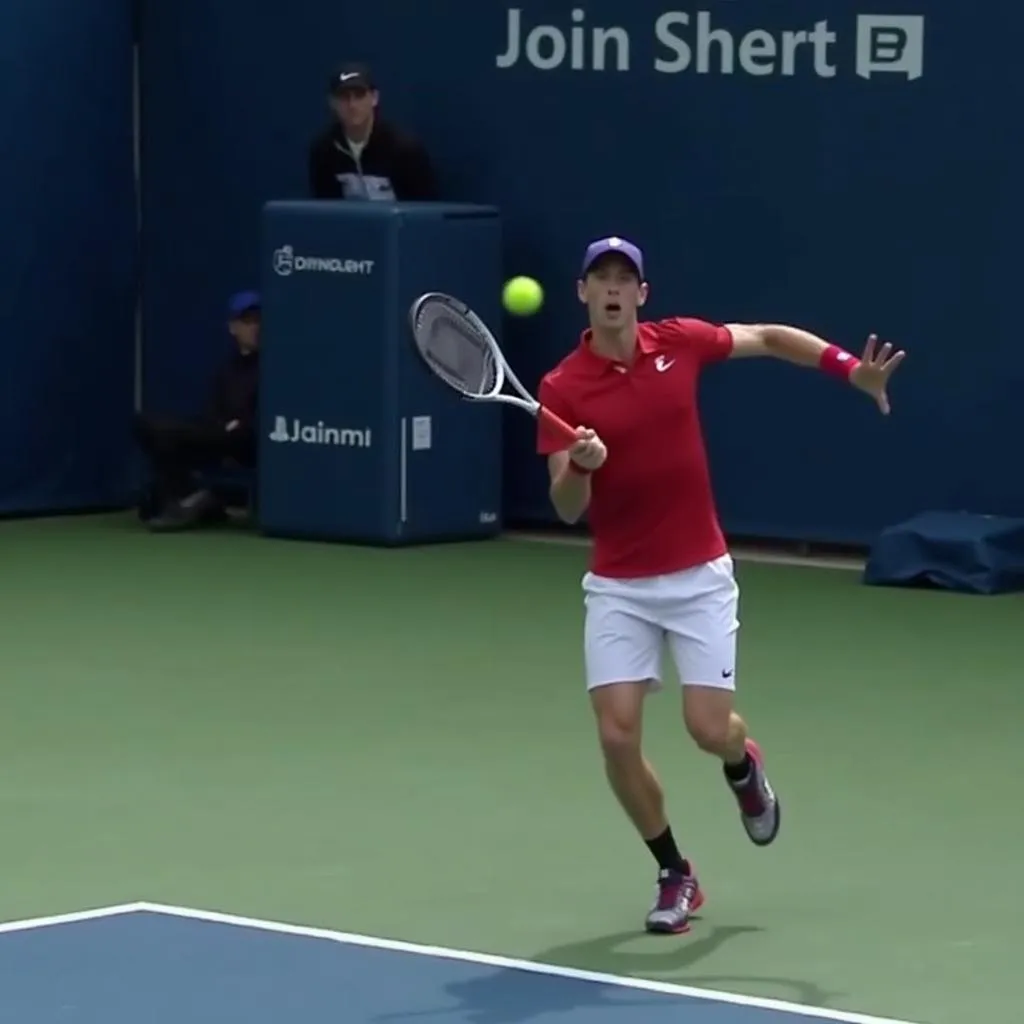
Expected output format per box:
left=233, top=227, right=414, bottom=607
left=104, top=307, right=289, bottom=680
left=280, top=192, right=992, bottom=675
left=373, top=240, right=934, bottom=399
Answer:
left=1, top=514, right=1021, bottom=1024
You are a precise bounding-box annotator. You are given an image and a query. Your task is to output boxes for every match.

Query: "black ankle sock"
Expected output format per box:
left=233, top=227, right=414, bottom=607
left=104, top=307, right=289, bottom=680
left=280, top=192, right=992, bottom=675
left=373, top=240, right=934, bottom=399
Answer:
left=723, top=752, right=753, bottom=782
left=645, top=826, right=689, bottom=874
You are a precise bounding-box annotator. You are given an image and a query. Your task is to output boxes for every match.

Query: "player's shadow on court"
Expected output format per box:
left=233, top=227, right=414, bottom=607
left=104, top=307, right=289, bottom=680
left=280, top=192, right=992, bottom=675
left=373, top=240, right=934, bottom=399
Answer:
left=535, top=923, right=761, bottom=978
left=372, top=926, right=795, bottom=1024
left=372, top=968, right=665, bottom=1024
left=535, top=925, right=844, bottom=1013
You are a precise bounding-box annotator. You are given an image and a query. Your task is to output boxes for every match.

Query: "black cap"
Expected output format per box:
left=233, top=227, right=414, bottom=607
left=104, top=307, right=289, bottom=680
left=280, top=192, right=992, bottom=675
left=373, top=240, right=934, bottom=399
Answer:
left=329, top=63, right=375, bottom=94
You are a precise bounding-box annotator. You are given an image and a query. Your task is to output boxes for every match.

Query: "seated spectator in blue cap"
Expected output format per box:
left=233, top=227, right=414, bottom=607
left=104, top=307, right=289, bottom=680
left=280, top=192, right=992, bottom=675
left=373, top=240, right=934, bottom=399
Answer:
left=134, top=291, right=261, bottom=531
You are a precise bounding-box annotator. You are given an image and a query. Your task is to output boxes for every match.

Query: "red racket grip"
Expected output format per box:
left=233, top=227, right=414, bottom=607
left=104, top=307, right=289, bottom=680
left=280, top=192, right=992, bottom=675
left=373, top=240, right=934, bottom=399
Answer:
left=538, top=405, right=581, bottom=447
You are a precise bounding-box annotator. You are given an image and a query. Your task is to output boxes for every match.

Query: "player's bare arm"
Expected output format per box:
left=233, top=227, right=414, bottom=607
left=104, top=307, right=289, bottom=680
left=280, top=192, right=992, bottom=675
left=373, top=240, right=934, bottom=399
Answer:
left=547, top=428, right=606, bottom=524
left=725, top=323, right=906, bottom=415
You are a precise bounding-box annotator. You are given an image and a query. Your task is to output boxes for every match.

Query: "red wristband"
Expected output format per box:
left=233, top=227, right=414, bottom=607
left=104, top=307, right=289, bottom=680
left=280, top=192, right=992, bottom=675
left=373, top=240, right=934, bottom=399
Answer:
left=820, top=344, right=860, bottom=381
left=567, top=459, right=592, bottom=476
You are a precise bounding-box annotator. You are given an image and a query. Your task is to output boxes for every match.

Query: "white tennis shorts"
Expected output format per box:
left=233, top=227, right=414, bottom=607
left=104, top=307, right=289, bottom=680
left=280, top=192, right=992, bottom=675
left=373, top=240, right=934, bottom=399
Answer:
left=582, top=554, right=740, bottom=692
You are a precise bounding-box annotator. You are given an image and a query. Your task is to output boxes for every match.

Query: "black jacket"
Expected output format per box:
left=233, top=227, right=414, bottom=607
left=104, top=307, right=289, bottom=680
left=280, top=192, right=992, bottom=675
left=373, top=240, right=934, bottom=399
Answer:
left=308, top=118, right=439, bottom=201
left=207, top=350, right=259, bottom=431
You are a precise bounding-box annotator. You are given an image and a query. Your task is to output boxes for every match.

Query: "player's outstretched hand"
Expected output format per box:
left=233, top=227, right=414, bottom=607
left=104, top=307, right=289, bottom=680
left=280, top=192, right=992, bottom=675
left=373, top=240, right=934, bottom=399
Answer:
left=849, top=334, right=906, bottom=415
left=569, top=427, right=607, bottom=471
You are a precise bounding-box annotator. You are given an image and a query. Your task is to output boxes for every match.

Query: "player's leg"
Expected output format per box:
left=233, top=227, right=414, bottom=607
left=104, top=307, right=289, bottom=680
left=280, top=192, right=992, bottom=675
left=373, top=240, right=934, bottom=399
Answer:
left=684, top=685, right=780, bottom=846
left=589, top=682, right=665, bottom=835
left=583, top=576, right=704, bottom=933
left=663, top=555, right=781, bottom=847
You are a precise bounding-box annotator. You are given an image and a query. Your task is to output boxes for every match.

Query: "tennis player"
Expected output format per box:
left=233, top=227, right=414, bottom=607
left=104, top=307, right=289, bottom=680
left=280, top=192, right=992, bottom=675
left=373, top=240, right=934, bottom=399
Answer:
left=536, top=236, right=904, bottom=935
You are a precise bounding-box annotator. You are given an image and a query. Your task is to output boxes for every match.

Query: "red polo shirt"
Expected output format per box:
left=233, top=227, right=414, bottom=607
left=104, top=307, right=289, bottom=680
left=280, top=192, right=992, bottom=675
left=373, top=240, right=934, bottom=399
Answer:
left=537, top=317, right=734, bottom=579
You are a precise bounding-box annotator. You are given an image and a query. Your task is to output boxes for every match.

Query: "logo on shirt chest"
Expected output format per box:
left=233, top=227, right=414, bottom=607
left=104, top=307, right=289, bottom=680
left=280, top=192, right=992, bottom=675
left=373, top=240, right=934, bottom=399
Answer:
left=336, top=172, right=396, bottom=201
left=611, top=352, right=675, bottom=374
left=581, top=355, right=692, bottom=443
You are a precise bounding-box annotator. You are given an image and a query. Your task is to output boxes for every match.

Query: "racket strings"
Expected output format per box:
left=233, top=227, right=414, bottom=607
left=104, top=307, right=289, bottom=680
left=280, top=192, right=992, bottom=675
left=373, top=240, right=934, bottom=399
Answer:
left=415, top=305, right=498, bottom=397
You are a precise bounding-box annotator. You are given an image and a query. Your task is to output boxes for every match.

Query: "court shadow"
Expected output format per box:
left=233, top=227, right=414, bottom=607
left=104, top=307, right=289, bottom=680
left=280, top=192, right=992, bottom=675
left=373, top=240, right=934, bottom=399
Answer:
left=372, top=968, right=664, bottom=1024
left=535, top=923, right=762, bottom=975
left=535, top=926, right=845, bottom=1013
left=371, top=927, right=790, bottom=1024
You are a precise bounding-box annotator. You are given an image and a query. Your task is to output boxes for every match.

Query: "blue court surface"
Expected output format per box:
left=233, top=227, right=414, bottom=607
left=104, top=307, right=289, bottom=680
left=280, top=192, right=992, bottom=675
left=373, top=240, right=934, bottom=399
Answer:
left=0, top=902, right=920, bottom=1024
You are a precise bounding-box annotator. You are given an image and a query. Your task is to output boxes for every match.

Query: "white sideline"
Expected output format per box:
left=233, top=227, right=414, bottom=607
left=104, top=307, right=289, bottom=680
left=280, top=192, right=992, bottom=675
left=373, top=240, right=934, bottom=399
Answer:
left=0, top=901, right=920, bottom=1024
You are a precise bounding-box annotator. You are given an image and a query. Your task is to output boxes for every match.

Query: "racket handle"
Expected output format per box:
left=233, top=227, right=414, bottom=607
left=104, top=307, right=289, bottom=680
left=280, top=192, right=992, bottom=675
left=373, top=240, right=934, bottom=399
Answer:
left=538, top=405, right=581, bottom=447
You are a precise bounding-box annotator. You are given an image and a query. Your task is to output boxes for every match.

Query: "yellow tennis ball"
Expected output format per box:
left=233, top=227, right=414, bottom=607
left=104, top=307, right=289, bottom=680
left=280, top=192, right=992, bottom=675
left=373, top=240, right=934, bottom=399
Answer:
left=502, top=276, right=544, bottom=316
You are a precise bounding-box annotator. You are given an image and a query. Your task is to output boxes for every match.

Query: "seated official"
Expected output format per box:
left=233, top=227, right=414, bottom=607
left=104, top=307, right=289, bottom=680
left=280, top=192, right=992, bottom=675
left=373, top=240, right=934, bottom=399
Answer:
left=134, top=291, right=261, bottom=531
left=308, top=62, right=439, bottom=201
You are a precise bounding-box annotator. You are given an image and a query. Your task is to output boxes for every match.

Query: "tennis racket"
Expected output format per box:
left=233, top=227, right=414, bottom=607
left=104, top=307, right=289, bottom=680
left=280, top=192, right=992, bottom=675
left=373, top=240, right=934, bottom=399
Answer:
left=408, top=291, right=579, bottom=446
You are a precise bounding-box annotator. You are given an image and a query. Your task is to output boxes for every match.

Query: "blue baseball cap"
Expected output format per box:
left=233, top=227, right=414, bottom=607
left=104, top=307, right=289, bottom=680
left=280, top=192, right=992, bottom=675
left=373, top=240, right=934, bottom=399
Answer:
left=227, top=290, right=261, bottom=317
left=580, top=236, right=645, bottom=279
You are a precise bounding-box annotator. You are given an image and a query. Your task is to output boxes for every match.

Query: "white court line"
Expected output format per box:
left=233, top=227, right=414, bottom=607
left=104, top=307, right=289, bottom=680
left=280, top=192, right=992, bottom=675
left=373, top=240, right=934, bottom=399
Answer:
left=92, top=901, right=919, bottom=1024
left=0, top=900, right=923, bottom=1023
left=0, top=902, right=145, bottom=935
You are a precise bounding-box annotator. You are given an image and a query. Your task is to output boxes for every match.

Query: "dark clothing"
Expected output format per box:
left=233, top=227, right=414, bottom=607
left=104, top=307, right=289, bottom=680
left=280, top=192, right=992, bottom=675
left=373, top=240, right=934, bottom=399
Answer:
left=206, top=349, right=260, bottom=430
left=135, top=349, right=259, bottom=510
left=308, top=118, right=439, bottom=201
left=134, top=415, right=256, bottom=507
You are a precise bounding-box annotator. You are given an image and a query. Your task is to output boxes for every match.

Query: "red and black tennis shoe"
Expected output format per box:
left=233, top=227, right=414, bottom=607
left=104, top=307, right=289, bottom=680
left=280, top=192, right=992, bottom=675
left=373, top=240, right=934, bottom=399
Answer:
left=724, top=738, right=781, bottom=847
left=644, top=866, right=705, bottom=934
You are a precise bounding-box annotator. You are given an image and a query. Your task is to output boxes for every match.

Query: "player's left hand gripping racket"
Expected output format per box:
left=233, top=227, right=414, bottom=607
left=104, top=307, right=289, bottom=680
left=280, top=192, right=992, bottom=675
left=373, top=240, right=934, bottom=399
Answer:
left=408, top=291, right=579, bottom=446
